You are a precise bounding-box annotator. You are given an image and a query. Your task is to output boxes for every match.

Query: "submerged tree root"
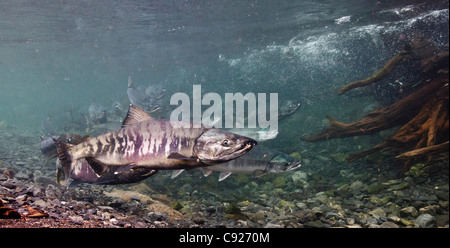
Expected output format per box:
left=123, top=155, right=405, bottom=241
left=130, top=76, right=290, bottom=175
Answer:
left=343, top=80, right=449, bottom=163
left=302, top=41, right=449, bottom=169
left=302, top=78, right=446, bottom=142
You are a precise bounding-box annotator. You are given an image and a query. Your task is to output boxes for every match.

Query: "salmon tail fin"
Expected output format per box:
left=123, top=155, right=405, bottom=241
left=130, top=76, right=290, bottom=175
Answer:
left=54, top=139, right=75, bottom=185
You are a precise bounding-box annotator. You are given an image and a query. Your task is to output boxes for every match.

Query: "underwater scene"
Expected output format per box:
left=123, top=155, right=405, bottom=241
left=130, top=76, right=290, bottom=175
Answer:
left=0, top=0, right=449, bottom=231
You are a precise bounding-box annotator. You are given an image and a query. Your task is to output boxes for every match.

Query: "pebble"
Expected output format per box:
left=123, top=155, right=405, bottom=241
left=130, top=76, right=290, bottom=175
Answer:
left=369, top=207, right=386, bottom=219
left=34, top=199, right=50, bottom=208
left=98, top=206, right=115, bottom=211
left=400, top=206, right=419, bottom=218
left=264, top=223, right=283, bottom=228
left=192, top=216, right=205, bottom=225
left=0, top=175, right=8, bottom=181
left=349, top=180, right=365, bottom=192
left=101, top=212, right=111, bottom=220
left=15, top=171, right=30, bottom=180
left=304, top=220, right=328, bottom=228
left=110, top=218, right=119, bottom=225
left=130, top=195, right=141, bottom=201
left=436, top=214, right=449, bottom=227
left=419, top=205, right=440, bottom=215
left=15, top=194, right=27, bottom=202
left=325, top=211, right=340, bottom=219
left=296, top=202, right=307, bottom=210
left=0, top=128, right=448, bottom=229
left=45, top=185, right=62, bottom=199
left=346, top=224, right=362, bottom=228
left=34, top=176, right=54, bottom=185
left=380, top=221, right=399, bottom=228
left=415, top=214, right=435, bottom=228
left=435, top=191, right=449, bottom=201
left=69, top=216, right=85, bottom=225
left=2, top=180, right=17, bottom=189
left=291, top=171, right=308, bottom=188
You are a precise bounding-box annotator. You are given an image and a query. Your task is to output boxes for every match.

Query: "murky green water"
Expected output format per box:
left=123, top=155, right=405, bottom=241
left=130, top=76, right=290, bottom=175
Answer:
left=0, top=0, right=448, bottom=228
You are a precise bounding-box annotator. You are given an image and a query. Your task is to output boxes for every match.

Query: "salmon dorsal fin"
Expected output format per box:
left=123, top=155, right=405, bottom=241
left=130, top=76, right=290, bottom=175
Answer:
left=122, top=104, right=152, bottom=128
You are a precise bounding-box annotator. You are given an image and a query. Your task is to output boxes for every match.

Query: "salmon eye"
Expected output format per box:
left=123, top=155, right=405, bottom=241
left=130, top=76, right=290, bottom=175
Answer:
left=222, top=140, right=229, bottom=146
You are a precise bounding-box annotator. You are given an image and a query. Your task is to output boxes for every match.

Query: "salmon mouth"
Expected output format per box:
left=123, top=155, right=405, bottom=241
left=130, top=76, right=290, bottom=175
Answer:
left=243, top=140, right=257, bottom=151
left=208, top=138, right=257, bottom=163
left=226, top=139, right=257, bottom=157
left=148, top=105, right=161, bottom=113
left=286, top=162, right=302, bottom=171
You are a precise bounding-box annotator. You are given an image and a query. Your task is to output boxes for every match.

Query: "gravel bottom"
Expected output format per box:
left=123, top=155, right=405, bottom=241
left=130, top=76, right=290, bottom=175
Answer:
left=1, top=128, right=449, bottom=229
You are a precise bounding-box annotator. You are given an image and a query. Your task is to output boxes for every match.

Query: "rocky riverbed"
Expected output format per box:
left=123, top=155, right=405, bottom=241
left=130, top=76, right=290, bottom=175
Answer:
left=1, top=127, right=448, bottom=228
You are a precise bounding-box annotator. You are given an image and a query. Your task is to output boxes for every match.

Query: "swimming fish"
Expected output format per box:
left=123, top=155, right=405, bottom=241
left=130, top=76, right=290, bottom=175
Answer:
left=39, top=132, right=154, bottom=185
left=127, top=76, right=164, bottom=114
left=41, top=116, right=55, bottom=136
left=224, top=127, right=279, bottom=141
left=56, top=158, right=157, bottom=186
left=88, top=102, right=108, bottom=124
left=279, top=100, right=301, bottom=120
left=171, top=146, right=301, bottom=181
left=127, top=76, right=148, bottom=107
left=202, top=100, right=301, bottom=141
left=56, top=104, right=257, bottom=184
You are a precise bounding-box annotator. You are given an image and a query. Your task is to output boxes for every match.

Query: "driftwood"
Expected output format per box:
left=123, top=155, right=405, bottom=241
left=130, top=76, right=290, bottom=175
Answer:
left=302, top=77, right=446, bottom=142
left=339, top=37, right=443, bottom=95
left=302, top=38, right=449, bottom=167
left=339, top=52, right=407, bottom=95
left=345, top=80, right=448, bottom=163
left=396, top=141, right=449, bottom=160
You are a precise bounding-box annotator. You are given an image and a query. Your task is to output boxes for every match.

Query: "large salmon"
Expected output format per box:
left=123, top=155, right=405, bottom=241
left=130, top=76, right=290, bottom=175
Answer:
left=56, top=104, right=257, bottom=184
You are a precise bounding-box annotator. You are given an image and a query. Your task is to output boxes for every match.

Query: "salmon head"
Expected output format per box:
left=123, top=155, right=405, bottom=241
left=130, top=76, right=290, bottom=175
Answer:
left=194, top=128, right=257, bottom=165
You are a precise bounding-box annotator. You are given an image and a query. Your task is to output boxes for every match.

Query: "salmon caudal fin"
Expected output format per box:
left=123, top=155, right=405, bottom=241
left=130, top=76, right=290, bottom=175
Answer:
left=54, top=139, right=74, bottom=185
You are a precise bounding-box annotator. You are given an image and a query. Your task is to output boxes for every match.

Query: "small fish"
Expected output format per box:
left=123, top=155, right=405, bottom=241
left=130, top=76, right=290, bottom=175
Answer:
left=202, top=100, right=301, bottom=141
left=56, top=104, right=257, bottom=184
left=171, top=146, right=301, bottom=181
left=41, top=116, right=55, bottom=136
left=88, top=102, right=108, bottom=124
left=225, top=128, right=279, bottom=141
left=144, top=84, right=166, bottom=100
left=279, top=100, right=301, bottom=120
left=127, top=76, right=163, bottom=114
left=127, top=76, right=148, bottom=107
left=110, top=101, right=126, bottom=118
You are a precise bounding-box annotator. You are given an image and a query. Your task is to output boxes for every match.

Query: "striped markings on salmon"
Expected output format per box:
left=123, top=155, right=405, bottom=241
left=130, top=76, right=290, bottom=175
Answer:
left=56, top=104, right=257, bottom=185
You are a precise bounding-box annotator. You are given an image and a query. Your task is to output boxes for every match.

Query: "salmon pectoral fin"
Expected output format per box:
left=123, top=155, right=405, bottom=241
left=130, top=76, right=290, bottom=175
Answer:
left=85, top=158, right=109, bottom=176
left=252, top=169, right=268, bottom=178
left=167, top=152, right=196, bottom=160
left=167, top=153, right=200, bottom=166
